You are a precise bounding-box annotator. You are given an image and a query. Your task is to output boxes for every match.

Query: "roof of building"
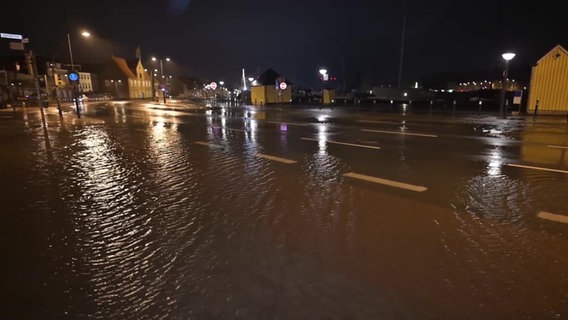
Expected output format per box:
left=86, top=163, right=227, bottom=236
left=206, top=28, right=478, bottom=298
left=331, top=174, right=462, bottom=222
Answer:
left=255, top=68, right=293, bottom=86
left=111, top=55, right=137, bottom=79
left=537, top=44, right=568, bottom=64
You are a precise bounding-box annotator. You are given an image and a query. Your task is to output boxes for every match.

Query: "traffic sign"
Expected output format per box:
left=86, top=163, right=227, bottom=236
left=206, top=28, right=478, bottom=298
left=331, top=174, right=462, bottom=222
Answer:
left=1, top=32, right=23, bottom=40
left=68, top=71, right=79, bottom=82
left=9, top=42, right=24, bottom=51
left=210, top=82, right=217, bottom=90
left=279, top=82, right=287, bottom=90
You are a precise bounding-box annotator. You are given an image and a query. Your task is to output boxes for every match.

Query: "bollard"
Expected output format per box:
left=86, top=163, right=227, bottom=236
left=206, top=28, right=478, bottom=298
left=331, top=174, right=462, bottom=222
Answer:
left=533, top=100, right=539, bottom=120
left=429, top=100, right=433, bottom=115
left=452, top=99, right=456, bottom=115
left=478, top=100, right=483, bottom=115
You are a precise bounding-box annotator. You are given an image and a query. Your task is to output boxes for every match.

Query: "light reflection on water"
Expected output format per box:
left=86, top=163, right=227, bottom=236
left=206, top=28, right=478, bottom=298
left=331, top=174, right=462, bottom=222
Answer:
left=4, top=107, right=568, bottom=319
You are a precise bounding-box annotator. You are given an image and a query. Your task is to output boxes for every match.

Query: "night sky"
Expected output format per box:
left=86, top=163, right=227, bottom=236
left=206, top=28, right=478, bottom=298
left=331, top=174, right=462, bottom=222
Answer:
left=1, top=0, right=567, bottom=88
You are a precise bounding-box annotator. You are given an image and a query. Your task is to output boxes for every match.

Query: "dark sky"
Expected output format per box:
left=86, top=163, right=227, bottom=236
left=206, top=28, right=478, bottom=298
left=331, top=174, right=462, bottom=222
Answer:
left=1, top=0, right=567, bottom=88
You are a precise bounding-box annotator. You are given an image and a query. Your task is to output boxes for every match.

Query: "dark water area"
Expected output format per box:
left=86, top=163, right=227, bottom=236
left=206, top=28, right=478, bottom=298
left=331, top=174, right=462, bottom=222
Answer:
left=1, top=103, right=567, bottom=319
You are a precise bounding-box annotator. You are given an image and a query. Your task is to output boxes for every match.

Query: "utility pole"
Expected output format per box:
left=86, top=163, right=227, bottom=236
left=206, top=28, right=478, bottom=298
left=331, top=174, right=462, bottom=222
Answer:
left=397, top=13, right=407, bottom=88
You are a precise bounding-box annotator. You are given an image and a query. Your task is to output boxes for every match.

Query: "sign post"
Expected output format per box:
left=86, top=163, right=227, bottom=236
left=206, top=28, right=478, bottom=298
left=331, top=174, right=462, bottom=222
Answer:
left=68, top=71, right=81, bottom=118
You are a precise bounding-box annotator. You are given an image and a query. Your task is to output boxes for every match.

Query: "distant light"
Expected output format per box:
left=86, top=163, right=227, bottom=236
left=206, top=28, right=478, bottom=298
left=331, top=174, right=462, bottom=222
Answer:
left=502, top=52, right=516, bottom=61
left=219, top=81, right=225, bottom=86
left=81, top=31, right=91, bottom=37
left=248, top=77, right=254, bottom=82
left=166, top=58, right=171, bottom=62
left=403, top=92, right=408, bottom=97
left=414, top=81, right=419, bottom=89
left=152, top=57, right=157, bottom=61
left=319, top=68, right=327, bottom=76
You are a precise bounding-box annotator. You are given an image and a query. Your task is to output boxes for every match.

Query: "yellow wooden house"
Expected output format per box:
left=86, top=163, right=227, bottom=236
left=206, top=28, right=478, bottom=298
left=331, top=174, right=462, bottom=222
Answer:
left=251, top=69, right=292, bottom=106
left=527, top=45, right=568, bottom=114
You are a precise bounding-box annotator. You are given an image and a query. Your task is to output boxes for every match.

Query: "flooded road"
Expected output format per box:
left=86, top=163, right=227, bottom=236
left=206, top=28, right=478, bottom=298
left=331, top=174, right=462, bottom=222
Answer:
left=1, top=102, right=567, bottom=319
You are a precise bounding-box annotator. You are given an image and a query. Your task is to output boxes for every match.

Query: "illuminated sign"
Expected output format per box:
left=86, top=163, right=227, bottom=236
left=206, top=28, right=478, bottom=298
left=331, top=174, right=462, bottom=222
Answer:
left=68, top=72, right=79, bottom=82
left=1, top=33, right=23, bottom=40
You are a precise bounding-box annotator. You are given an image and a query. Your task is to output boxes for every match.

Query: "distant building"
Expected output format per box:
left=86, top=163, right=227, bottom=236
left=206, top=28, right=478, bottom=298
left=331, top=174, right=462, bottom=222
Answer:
left=78, top=72, right=94, bottom=93
left=527, top=45, right=568, bottom=114
left=99, top=55, right=152, bottom=99
left=251, top=69, right=292, bottom=105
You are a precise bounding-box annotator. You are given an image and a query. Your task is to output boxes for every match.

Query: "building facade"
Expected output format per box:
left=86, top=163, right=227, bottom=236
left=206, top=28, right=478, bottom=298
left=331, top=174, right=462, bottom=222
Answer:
left=99, top=55, right=152, bottom=99
left=250, top=69, right=292, bottom=105
left=527, top=45, right=568, bottom=114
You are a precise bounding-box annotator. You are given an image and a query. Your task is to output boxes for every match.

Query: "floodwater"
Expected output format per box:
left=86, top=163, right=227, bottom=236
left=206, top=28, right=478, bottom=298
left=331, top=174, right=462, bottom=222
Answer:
left=1, top=102, right=567, bottom=319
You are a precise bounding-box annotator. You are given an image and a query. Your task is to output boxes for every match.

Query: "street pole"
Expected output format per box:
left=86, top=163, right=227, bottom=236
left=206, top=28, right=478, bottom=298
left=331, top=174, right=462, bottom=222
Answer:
left=500, top=52, right=516, bottom=119
left=67, top=33, right=74, bottom=70
left=499, top=62, right=507, bottom=119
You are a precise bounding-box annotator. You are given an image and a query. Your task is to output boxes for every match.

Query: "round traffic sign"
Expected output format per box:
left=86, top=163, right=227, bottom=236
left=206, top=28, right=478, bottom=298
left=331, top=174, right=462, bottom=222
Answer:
left=210, top=82, right=217, bottom=90
left=68, top=71, right=79, bottom=82
left=279, top=82, right=287, bottom=90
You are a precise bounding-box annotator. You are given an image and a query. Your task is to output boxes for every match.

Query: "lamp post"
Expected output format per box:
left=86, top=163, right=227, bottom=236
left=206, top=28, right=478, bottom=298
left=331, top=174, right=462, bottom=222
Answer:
left=66, top=31, right=90, bottom=117
left=66, top=31, right=90, bottom=71
left=152, top=57, right=170, bottom=104
left=499, top=52, right=516, bottom=119
left=319, top=68, right=327, bottom=104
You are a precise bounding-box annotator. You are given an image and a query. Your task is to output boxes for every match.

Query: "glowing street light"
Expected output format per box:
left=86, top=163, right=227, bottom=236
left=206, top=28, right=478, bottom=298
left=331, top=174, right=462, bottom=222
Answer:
left=499, top=52, right=516, bottom=119
left=67, top=30, right=91, bottom=70
left=151, top=56, right=171, bottom=104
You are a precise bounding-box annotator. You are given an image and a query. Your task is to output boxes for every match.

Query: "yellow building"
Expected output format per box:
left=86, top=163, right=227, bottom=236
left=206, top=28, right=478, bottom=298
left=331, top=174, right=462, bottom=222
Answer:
left=100, top=55, right=152, bottom=99
left=323, top=89, right=335, bottom=104
left=527, top=45, right=568, bottom=114
left=251, top=69, right=292, bottom=106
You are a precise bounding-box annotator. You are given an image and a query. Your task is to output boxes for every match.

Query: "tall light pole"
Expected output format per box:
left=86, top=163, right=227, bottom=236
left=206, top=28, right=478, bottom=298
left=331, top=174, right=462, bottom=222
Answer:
left=319, top=68, right=327, bottom=104
left=66, top=31, right=90, bottom=118
left=152, top=57, right=170, bottom=104
left=67, top=31, right=90, bottom=70
left=500, top=52, right=516, bottom=119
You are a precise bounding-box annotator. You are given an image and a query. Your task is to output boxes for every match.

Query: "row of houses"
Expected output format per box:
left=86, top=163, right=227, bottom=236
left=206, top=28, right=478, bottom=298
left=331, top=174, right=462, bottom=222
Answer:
left=2, top=44, right=568, bottom=113
left=1, top=54, right=164, bottom=102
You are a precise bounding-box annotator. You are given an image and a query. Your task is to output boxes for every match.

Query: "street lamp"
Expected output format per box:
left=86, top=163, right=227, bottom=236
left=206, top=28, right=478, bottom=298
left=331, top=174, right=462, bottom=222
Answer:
left=65, top=30, right=90, bottom=117
left=67, top=30, right=91, bottom=70
left=499, top=52, right=516, bottom=119
left=151, top=57, right=171, bottom=104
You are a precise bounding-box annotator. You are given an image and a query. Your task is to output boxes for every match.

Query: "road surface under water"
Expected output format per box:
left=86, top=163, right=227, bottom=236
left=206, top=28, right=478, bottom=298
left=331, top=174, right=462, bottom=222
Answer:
left=1, top=102, right=567, bottom=319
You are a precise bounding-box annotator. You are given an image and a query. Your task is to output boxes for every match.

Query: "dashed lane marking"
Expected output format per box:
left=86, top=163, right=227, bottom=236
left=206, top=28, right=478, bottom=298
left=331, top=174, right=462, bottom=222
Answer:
left=507, top=163, right=568, bottom=174
left=538, top=211, right=568, bottom=224
left=301, top=137, right=381, bottom=150
left=362, top=129, right=438, bottom=138
left=256, top=154, right=297, bottom=164
left=343, top=172, right=428, bottom=192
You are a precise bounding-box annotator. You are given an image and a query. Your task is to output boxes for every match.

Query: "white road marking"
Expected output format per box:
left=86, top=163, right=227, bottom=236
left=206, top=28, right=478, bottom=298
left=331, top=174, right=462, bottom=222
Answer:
left=343, top=172, right=428, bottom=192
left=268, top=121, right=311, bottom=126
left=301, top=137, right=381, bottom=150
left=256, top=154, right=297, bottom=164
left=194, top=141, right=221, bottom=148
left=547, top=145, right=568, bottom=150
left=362, top=129, right=438, bottom=138
left=212, top=126, right=247, bottom=132
left=537, top=211, right=568, bottom=224
left=507, top=163, right=568, bottom=174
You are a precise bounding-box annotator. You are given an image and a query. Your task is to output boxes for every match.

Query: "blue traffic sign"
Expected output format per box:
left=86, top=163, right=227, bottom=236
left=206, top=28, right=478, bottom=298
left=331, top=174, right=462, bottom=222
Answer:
left=68, top=72, right=79, bottom=82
